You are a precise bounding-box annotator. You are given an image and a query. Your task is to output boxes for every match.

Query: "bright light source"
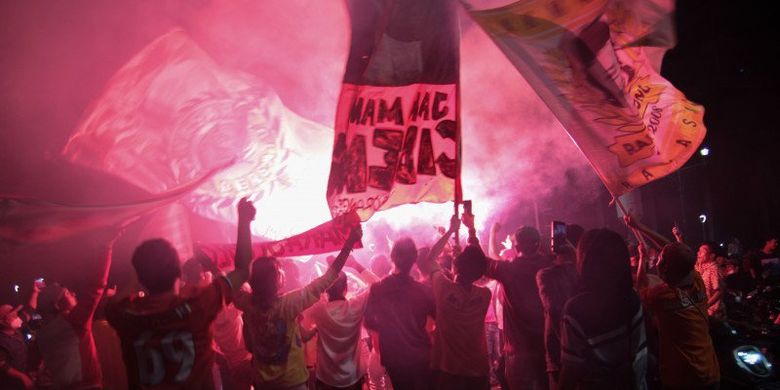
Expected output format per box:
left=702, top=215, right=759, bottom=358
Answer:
left=700, top=147, right=710, bottom=156
left=733, top=346, right=772, bottom=377
left=13, top=284, right=19, bottom=293
left=699, top=214, right=707, bottom=223
left=738, top=351, right=762, bottom=365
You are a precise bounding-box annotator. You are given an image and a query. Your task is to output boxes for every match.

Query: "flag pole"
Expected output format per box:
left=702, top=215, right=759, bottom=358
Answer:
left=613, top=194, right=648, bottom=249
left=453, top=4, right=464, bottom=250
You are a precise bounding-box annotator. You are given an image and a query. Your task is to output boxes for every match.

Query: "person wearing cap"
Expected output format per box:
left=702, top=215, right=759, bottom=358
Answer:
left=485, top=225, right=551, bottom=390
left=1, top=304, right=33, bottom=390
left=36, top=229, right=121, bottom=390
left=625, top=215, right=720, bottom=390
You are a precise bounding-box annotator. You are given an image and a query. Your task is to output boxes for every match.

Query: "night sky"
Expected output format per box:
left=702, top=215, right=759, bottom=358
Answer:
left=650, top=0, right=780, bottom=247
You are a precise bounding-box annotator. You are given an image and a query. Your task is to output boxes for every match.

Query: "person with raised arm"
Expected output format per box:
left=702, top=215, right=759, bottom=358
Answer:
left=536, top=234, right=579, bottom=389
left=237, top=225, right=362, bottom=390
left=484, top=221, right=551, bottom=389
left=625, top=215, right=720, bottom=390
left=37, top=228, right=122, bottom=390
left=420, top=212, right=492, bottom=390
left=107, top=197, right=255, bottom=389
left=307, top=255, right=380, bottom=390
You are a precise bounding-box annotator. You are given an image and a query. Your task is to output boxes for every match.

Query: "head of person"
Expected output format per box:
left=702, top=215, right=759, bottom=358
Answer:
left=325, top=272, right=348, bottom=301
left=0, top=304, right=22, bottom=332
left=697, top=241, right=717, bottom=264
left=249, top=257, right=282, bottom=310
left=370, top=254, right=392, bottom=277
left=390, top=237, right=417, bottom=275
left=576, top=228, right=633, bottom=296
left=131, top=239, right=182, bottom=296
left=280, top=259, right=301, bottom=293
left=657, top=242, right=696, bottom=286
left=181, top=258, right=212, bottom=288
left=38, top=283, right=78, bottom=317
left=515, top=226, right=540, bottom=256
left=454, top=245, right=487, bottom=285
left=567, top=224, right=585, bottom=247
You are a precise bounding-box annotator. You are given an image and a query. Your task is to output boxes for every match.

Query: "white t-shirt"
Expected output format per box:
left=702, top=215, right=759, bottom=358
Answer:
left=309, top=270, right=380, bottom=387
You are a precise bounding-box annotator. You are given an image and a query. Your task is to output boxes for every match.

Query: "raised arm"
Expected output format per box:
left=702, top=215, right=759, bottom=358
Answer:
left=461, top=211, right=480, bottom=246
left=487, top=222, right=502, bottom=259
left=279, top=225, right=363, bottom=318
left=68, top=231, right=118, bottom=326
left=419, top=215, right=459, bottom=275
left=328, top=225, right=363, bottom=275
left=227, top=197, right=255, bottom=293
left=636, top=243, right=649, bottom=290
left=624, top=214, right=671, bottom=249
left=27, top=279, right=44, bottom=311
left=672, top=225, right=684, bottom=244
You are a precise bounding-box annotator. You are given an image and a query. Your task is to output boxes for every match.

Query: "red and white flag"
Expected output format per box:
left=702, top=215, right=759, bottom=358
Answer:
left=464, top=0, right=705, bottom=196
left=327, top=0, right=462, bottom=221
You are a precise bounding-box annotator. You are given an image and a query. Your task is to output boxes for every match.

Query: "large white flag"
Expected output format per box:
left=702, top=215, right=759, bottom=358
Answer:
left=464, top=0, right=706, bottom=195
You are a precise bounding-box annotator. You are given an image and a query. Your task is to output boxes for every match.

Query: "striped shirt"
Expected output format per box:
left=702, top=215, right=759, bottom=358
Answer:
left=561, top=291, right=647, bottom=390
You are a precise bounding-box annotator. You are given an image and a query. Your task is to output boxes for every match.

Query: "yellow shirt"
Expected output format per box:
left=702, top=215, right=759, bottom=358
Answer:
left=430, top=270, right=491, bottom=377
left=236, top=269, right=338, bottom=387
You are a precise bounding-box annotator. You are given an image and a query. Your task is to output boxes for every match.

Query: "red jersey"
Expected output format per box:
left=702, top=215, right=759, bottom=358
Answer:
left=107, top=276, right=232, bottom=389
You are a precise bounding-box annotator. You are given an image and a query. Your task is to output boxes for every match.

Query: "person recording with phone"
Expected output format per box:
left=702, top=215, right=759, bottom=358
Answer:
left=483, top=211, right=551, bottom=389
left=536, top=222, right=581, bottom=389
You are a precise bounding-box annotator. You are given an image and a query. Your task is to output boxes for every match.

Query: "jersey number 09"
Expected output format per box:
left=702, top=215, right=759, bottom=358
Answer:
left=133, top=330, right=195, bottom=385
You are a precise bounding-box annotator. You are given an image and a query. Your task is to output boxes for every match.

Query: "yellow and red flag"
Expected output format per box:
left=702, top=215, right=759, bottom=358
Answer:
left=464, top=0, right=705, bottom=195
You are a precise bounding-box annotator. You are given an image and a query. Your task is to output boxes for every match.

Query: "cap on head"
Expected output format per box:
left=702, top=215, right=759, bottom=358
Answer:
left=0, top=304, right=21, bottom=321
left=659, top=243, right=696, bottom=285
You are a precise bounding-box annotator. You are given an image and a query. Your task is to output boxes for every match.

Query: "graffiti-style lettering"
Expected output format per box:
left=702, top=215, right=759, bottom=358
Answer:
left=396, top=126, right=418, bottom=184
left=378, top=97, right=404, bottom=125
left=368, top=129, right=404, bottom=191
left=434, top=120, right=457, bottom=178
left=327, top=133, right=367, bottom=196
left=432, top=92, right=449, bottom=120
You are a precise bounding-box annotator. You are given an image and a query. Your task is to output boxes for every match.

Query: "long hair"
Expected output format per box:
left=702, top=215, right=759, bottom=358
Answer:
left=249, top=257, right=281, bottom=311
left=576, top=229, right=633, bottom=297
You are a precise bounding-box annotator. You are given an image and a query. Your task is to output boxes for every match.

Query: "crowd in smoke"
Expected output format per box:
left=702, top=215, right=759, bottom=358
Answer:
left=2, top=198, right=778, bottom=389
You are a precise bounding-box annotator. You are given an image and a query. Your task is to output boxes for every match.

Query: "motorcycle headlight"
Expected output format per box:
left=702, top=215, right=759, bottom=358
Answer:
left=733, top=345, right=773, bottom=378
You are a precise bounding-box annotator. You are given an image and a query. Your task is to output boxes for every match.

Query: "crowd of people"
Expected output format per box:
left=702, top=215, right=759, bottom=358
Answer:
left=1, top=197, right=778, bottom=390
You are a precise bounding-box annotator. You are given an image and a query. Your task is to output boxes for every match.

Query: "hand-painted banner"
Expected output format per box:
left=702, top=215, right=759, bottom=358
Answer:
left=197, top=211, right=362, bottom=269
left=327, top=0, right=461, bottom=221
left=464, top=0, right=706, bottom=196
left=0, top=163, right=227, bottom=244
